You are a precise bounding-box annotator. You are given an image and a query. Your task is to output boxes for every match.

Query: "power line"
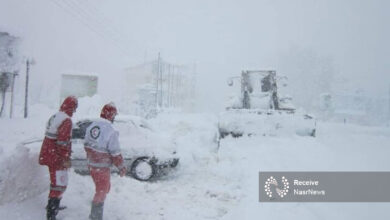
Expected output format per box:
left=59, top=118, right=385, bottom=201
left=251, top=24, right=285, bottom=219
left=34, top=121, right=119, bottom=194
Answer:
left=49, top=0, right=132, bottom=57
left=66, top=0, right=134, bottom=56
left=67, top=0, right=124, bottom=43
left=55, top=0, right=129, bottom=54
left=70, top=0, right=131, bottom=46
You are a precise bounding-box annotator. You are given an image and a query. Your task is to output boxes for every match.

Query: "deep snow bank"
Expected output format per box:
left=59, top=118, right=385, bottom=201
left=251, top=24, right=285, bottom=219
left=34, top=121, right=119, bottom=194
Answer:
left=0, top=116, right=48, bottom=205
left=0, top=145, right=47, bottom=205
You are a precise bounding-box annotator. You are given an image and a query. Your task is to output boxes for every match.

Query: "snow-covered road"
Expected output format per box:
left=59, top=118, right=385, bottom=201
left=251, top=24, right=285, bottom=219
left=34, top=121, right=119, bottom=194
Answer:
left=1, top=112, right=390, bottom=219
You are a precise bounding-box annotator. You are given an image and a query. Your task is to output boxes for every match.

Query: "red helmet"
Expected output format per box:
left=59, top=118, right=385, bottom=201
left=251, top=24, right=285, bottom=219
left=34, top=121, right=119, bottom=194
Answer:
left=60, top=96, right=78, bottom=117
left=100, top=102, right=117, bottom=122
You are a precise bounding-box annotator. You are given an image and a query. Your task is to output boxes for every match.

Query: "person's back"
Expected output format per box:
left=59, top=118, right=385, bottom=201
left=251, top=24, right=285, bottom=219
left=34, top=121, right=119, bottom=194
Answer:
left=84, top=118, right=121, bottom=168
left=83, top=103, right=126, bottom=220
left=39, top=111, right=71, bottom=167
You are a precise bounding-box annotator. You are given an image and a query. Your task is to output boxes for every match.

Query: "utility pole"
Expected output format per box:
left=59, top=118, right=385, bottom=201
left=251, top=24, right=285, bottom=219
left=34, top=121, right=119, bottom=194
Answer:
left=0, top=72, right=10, bottom=117
left=159, top=55, right=163, bottom=107
left=167, top=64, right=171, bottom=108
left=155, top=53, right=161, bottom=109
left=172, top=65, right=176, bottom=107
left=10, top=72, right=18, bottom=118
left=24, top=60, right=30, bottom=118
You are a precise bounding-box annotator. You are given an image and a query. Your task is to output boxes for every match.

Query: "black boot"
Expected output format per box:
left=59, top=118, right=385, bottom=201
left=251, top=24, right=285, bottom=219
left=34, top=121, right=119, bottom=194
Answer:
left=58, top=199, right=67, bottom=211
left=89, top=202, right=104, bottom=220
left=46, top=198, right=60, bottom=220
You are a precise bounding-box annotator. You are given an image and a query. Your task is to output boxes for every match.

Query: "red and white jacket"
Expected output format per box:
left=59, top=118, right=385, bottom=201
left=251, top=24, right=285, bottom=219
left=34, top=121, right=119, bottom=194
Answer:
left=83, top=118, right=124, bottom=169
left=39, top=111, right=72, bottom=168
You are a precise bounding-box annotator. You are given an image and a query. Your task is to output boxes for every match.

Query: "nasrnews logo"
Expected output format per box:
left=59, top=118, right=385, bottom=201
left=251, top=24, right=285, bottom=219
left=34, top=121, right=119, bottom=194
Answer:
left=264, top=176, right=289, bottom=198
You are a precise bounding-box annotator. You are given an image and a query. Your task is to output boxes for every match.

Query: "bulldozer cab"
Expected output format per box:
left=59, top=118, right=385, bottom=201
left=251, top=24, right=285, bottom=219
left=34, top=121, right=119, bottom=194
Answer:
left=228, top=70, right=292, bottom=111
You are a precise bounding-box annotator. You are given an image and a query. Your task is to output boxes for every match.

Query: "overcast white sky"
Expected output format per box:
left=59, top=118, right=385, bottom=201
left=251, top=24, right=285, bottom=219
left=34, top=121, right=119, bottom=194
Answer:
left=1, top=0, right=389, bottom=111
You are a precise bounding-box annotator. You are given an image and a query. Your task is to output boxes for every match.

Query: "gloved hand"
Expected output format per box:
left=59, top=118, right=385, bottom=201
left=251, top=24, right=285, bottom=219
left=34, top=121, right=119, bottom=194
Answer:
left=63, top=160, right=72, bottom=168
left=119, top=167, right=127, bottom=177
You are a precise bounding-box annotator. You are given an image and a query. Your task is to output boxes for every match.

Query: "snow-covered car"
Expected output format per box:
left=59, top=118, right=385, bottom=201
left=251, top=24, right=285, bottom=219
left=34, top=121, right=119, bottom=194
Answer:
left=70, top=115, right=179, bottom=181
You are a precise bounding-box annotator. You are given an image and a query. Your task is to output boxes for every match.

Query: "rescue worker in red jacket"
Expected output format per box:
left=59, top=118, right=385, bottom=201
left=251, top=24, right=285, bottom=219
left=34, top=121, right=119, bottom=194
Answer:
left=39, top=96, right=78, bottom=220
left=84, top=103, right=126, bottom=220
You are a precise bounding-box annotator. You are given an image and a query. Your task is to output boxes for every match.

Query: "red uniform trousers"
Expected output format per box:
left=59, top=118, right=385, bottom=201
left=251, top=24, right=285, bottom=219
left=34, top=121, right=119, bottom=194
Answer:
left=48, top=166, right=68, bottom=198
left=89, top=166, right=111, bottom=203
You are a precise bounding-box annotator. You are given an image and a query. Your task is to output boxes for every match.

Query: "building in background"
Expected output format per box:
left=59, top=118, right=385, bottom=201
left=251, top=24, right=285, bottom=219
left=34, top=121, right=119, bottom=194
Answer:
left=318, top=89, right=389, bottom=126
left=0, top=32, right=20, bottom=73
left=124, top=54, right=196, bottom=118
left=60, top=74, right=98, bottom=102
left=0, top=32, right=20, bottom=117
